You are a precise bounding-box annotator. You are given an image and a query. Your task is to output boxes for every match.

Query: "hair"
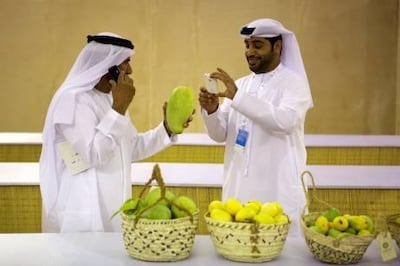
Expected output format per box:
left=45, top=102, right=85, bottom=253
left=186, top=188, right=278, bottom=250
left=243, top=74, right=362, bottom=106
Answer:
left=265, top=35, right=282, bottom=53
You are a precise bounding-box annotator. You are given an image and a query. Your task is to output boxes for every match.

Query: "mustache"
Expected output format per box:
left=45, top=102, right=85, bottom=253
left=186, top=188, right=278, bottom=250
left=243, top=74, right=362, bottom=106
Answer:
left=246, top=55, right=259, bottom=60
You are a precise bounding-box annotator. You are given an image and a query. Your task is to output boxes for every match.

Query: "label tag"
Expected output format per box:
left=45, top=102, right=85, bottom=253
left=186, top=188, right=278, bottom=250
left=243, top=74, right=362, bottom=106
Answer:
left=377, top=232, right=398, bottom=262
left=235, top=129, right=249, bottom=151
left=57, top=141, right=90, bottom=176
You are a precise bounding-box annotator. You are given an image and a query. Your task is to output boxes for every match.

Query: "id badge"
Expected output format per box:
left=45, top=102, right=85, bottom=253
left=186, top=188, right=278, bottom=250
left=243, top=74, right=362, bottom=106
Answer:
left=235, top=128, right=249, bottom=151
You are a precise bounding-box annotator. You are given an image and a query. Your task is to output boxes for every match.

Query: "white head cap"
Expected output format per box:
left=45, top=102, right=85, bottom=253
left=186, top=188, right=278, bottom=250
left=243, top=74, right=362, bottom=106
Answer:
left=240, top=18, right=311, bottom=101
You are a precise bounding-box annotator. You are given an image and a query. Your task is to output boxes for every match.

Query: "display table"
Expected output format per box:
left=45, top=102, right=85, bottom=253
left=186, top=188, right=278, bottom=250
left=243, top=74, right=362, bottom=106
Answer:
left=0, top=233, right=398, bottom=265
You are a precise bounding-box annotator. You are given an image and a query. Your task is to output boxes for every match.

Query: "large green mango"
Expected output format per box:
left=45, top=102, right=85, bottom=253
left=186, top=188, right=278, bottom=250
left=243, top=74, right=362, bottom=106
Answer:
left=166, top=86, right=195, bottom=134
left=171, top=195, right=198, bottom=218
left=141, top=204, right=172, bottom=220
left=143, top=187, right=176, bottom=207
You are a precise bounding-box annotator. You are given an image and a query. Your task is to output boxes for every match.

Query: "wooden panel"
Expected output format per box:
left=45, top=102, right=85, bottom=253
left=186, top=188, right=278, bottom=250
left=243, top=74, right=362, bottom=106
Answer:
left=1, top=144, right=400, bottom=165
left=1, top=186, right=399, bottom=234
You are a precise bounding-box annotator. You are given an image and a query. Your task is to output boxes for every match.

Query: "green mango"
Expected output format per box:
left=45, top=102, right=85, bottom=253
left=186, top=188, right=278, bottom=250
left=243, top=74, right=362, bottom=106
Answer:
left=141, top=204, right=172, bottom=220
left=348, top=216, right=368, bottom=231
left=143, top=187, right=176, bottom=207
left=345, top=227, right=357, bottom=235
left=328, top=228, right=351, bottom=239
left=309, top=225, right=326, bottom=235
left=166, top=86, right=195, bottom=134
left=171, top=195, right=198, bottom=218
left=322, top=207, right=340, bottom=222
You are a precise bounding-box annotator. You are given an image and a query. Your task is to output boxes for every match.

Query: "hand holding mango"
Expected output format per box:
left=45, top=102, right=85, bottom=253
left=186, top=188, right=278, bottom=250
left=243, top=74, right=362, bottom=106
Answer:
left=165, top=86, right=196, bottom=134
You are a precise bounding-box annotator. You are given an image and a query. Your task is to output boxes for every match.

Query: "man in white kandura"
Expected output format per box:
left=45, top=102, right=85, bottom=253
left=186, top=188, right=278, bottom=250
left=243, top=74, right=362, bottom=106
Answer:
left=198, top=18, right=313, bottom=235
left=40, top=33, right=192, bottom=232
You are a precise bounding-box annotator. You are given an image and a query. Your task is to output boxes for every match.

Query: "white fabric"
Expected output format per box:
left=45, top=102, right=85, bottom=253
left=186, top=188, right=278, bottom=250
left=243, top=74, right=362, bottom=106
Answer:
left=202, top=64, right=312, bottom=236
left=39, top=33, right=173, bottom=232
left=240, top=18, right=313, bottom=108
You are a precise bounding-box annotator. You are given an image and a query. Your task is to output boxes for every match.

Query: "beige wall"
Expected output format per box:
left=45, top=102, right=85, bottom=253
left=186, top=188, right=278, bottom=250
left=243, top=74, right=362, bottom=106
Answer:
left=0, top=0, right=398, bottom=134
left=397, top=0, right=400, bottom=134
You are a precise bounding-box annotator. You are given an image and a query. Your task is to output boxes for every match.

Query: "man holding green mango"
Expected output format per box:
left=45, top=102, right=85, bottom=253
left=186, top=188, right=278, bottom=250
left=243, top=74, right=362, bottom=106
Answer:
left=39, top=33, right=193, bottom=233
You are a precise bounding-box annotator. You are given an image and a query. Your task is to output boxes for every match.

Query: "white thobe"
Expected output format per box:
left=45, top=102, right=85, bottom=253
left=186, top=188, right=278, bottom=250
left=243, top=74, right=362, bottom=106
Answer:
left=202, top=64, right=313, bottom=235
left=44, top=89, right=173, bottom=232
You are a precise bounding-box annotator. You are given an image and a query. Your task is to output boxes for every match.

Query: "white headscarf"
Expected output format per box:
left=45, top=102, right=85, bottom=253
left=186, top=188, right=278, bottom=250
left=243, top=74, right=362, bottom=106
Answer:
left=39, top=32, right=134, bottom=215
left=240, top=18, right=313, bottom=107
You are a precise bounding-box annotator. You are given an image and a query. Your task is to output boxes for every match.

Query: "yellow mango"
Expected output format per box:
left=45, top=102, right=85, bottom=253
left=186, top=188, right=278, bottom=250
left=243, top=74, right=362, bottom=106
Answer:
left=166, top=86, right=195, bottom=134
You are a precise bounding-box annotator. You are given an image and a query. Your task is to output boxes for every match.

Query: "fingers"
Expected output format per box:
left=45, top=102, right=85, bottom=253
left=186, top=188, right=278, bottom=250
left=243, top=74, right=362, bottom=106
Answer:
left=117, top=70, right=125, bottom=83
left=216, top=67, right=227, bottom=75
left=109, top=79, right=117, bottom=87
left=183, top=112, right=194, bottom=128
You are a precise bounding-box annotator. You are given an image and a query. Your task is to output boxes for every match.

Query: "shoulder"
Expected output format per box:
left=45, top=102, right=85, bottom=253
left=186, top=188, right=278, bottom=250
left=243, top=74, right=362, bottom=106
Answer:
left=276, top=65, right=307, bottom=87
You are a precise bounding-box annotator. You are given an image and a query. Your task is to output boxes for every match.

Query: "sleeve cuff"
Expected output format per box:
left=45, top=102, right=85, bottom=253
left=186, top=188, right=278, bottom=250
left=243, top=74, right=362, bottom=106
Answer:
left=158, top=121, right=177, bottom=144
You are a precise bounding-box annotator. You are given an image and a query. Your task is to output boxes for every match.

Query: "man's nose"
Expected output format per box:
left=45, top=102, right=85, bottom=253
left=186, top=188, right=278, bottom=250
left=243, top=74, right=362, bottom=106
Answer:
left=126, top=64, right=133, bottom=75
left=246, top=46, right=256, bottom=56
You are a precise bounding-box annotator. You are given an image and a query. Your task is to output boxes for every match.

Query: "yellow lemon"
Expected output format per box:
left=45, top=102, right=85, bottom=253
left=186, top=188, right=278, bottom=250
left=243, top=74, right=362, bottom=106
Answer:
left=224, top=198, right=243, bottom=216
left=244, top=200, right=262, bottom=214
left=261, top=202, right=282, bottom=217
left=208, top=200, right=224, bottom=212
left=274, top=214, right=289, bottom=224
left=235, top=206, right=256, bottom=222
left=210, top=208, right=232, bottom=222
left=253, top=212, right=275, bottom=224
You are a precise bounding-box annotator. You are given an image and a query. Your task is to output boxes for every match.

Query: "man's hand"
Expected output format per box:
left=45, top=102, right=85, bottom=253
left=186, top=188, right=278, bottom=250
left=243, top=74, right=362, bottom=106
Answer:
left=163, top=102, right=195, bottom=136
left=198, top=87, right=219, bottom=114
left=211, top=68, right=238, bottom=100
left=111, top=70, right=135, bottom=115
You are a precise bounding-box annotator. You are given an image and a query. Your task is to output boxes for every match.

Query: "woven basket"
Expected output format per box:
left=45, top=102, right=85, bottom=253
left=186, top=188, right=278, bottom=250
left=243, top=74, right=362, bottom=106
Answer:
left=120, top=164, right=199, bottom=262
left=204, top=212, right=290, bottom=262
left=300, top=171, right=375, bottom=265
left=386, top=213, right=400, bottom=247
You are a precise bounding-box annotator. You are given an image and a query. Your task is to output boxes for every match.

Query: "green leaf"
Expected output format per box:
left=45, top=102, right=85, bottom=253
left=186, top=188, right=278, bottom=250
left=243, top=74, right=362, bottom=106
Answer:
left=110, top=197, right=139, bottom=219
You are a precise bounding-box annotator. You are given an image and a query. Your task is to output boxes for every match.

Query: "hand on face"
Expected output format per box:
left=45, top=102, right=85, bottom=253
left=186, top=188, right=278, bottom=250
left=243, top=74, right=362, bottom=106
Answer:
left=110, top=70, right=135, bottom=115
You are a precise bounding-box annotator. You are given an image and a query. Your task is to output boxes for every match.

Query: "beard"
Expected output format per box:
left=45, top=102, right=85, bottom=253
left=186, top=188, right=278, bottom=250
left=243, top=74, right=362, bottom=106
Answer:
left=246, top=53, right=276, bottom=74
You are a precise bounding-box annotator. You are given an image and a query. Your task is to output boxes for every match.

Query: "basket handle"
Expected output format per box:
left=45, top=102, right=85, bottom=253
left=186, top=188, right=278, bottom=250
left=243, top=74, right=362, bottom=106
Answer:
left=133, top=164, right=195, bottom=226
left=300, top=171, right=333, bottom=216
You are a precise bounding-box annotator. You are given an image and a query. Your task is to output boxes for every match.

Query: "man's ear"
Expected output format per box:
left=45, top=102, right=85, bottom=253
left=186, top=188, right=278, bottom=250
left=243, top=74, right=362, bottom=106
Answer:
left=274, top=39, right=283, bottom=55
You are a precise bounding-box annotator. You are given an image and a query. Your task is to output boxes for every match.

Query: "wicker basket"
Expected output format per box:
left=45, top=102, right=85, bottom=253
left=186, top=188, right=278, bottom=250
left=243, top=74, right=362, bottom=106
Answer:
left=387, top=213, right=400, bottom=248
left=120, top=164, right=199, bottom=262
left=204, top=212, right=290, bottom=262
left=300, top=171, right=375, bottom=265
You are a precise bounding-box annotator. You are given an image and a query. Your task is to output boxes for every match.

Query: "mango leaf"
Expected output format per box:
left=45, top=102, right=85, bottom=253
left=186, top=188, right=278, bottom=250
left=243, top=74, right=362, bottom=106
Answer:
left=110, top=197, right=139, bottom=219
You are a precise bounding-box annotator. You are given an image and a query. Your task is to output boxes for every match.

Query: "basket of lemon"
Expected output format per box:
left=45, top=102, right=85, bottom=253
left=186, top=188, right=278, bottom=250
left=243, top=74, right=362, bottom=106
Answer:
left=386, top=213, right=400, bottom=248
left=112, top=164, right=199, bottom=262
left=204, top=198, right=290, bottom=263
left=300, top=171, right=375, bottom=264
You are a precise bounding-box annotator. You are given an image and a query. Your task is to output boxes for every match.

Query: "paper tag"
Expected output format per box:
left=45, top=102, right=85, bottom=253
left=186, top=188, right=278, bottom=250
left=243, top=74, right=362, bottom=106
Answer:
left=377, top=232, right=398, bottom=262
left=57, top=141, right=90, bottom=176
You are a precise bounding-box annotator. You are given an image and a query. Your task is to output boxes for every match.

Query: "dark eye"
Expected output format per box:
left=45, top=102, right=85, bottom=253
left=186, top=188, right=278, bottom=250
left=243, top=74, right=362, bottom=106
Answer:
left=254, top=42, right=264, bottom=49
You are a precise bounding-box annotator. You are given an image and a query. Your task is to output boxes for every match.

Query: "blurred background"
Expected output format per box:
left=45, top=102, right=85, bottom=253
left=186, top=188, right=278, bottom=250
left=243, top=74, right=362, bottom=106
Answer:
left=0, top=0, right=399, bottom=134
